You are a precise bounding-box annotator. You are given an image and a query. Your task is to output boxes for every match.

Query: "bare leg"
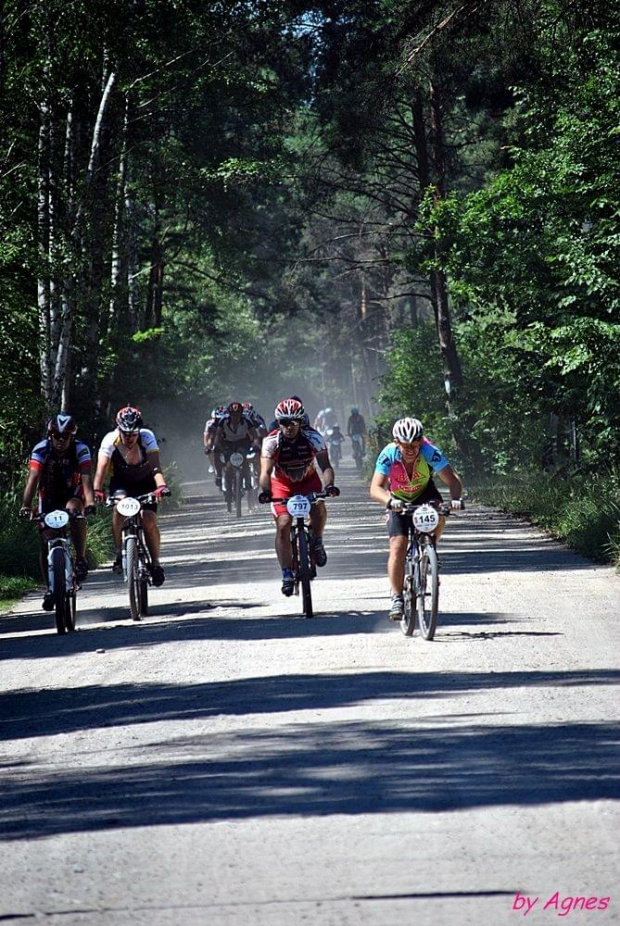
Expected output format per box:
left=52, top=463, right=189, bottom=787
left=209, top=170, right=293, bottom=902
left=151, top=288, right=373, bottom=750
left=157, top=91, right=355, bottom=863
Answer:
left=141, top=511, right=161, bottom=566
left=275, top=514, right=293, bottom=569
left=309, top=500, right=327, bottom=538
left=388, top=535, right=408, bottom=596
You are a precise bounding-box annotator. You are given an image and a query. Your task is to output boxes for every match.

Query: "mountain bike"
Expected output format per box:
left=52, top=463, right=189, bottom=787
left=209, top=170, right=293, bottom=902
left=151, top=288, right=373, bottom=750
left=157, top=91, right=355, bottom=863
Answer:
left=108, top=494, right=158, bottom=621
left=397, top=500, right=451, bottom=641
left=35, top=509, right=83, bottom=634
left=271, top=492, right=330, bottom=619
left=220, top=449, right=250, bottom=517
left=351, top=434, right=364, bottom=473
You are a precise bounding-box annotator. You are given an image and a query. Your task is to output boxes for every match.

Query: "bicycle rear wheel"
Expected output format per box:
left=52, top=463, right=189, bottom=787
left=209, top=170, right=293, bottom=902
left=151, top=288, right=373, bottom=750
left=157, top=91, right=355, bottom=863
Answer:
left=416, top=541, right=439, bottom=640
left=235, top=469, right=242, bottom=518
left=401, top=557, right=416, bottom=637
left=52, top=547, right=67, bottom=635
left=126, top=536, right=141, bottom=621
left=298, top=529, right=313, bottom=618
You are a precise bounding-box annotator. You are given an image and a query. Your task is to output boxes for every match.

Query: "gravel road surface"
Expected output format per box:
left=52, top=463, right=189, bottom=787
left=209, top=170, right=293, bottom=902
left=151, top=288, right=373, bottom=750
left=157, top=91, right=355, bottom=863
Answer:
left=2, top=461, right=619, bottom=925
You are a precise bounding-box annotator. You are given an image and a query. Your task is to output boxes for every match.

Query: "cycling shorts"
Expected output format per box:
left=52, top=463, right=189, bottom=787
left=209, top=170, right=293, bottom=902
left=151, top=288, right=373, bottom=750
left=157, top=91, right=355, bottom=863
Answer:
left=39, top=485, right=84, bottom=516
left=270, top=471, right=323, bottom=518
left=110, top=475, right=158, bottom=512
left=386, top=481, right=443, bottom=538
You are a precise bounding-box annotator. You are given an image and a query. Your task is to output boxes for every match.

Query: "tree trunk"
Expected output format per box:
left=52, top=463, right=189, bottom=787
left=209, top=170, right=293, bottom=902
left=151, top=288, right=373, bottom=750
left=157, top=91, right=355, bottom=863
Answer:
left=412, top=84, right=463, bottom=390
left=36, top=87, right=52, bottom=409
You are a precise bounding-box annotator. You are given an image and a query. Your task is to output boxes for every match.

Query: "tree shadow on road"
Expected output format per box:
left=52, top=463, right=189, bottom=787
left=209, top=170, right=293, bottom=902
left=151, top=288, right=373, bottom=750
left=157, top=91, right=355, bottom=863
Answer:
left=0, top=696, right=618, bottom=839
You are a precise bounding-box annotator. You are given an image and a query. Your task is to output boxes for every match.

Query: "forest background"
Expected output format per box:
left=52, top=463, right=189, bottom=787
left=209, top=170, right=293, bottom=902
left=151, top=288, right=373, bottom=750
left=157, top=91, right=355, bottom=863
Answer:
left=1, top=0, right=619, bottom=594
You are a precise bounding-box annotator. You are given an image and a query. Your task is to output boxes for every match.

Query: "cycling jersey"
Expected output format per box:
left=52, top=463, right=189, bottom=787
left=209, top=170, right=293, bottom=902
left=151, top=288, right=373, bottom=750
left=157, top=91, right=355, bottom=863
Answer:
left=29, top=439, right=91, bottom=510
left=216, top=414, right=256, bottom=444
left=262, top=426, right=325, bottom=484
left=375, top=439, right=449, bottom=502
left=98, top=428, right=159, bottom=486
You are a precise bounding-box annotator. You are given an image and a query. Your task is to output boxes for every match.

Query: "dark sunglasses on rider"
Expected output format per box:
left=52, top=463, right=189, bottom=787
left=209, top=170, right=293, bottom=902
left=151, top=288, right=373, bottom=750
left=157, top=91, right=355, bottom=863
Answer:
left=51, top=430, right=71, bottom=440
left=279, top=418, right=298, bottom=427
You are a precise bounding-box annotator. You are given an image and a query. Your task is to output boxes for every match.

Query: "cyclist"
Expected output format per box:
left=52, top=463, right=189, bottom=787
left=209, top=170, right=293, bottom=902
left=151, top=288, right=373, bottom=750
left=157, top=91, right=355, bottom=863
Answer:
left=93, top=405, right=170, bottom=586
left=19, top=414, right=95, bottom=610
left=347, top=407, right=367, bottom=456
left=258, top=397, right=340, bottom=596
left=369, top=417, right=463, bottom=620
left=212, top=401, right=261, bottom=490
left=313, top=407, right=337, bottom=435
left=203, top=405, right=227, bottom=484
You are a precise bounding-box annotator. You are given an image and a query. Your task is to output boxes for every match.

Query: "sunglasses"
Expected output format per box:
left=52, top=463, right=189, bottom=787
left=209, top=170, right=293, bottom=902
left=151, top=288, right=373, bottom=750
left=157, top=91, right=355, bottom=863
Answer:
left=51, top=431, right=71, bottom=440
left=279, top=418, right=299, bottom=427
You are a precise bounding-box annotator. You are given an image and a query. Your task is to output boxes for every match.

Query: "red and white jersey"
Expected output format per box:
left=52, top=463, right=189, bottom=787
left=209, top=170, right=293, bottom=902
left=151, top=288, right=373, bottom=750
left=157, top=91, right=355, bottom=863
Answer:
left=261, top=426, right=326, bottom=483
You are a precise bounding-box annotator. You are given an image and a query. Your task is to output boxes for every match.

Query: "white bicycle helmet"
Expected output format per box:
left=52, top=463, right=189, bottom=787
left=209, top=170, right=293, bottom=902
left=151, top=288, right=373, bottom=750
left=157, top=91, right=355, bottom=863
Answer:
left=392, top=417, right=423, bottom=443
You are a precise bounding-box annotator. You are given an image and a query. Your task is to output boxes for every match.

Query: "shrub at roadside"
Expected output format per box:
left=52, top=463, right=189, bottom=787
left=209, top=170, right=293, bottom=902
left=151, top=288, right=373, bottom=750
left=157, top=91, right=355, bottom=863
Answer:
left=470, top=471, right=620, bottom=568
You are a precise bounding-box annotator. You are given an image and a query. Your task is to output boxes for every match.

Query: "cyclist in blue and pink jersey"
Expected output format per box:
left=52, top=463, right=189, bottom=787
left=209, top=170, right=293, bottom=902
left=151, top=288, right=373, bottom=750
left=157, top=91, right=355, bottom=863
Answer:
left=19, top=414, right=95, bottom=609
left=370, top=417, right=464, bottom=620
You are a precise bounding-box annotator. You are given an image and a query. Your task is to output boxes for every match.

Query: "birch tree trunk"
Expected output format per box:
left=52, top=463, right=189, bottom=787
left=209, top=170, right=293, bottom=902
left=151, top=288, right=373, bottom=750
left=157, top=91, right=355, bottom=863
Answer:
left=36, top=84, right=52, bottom=409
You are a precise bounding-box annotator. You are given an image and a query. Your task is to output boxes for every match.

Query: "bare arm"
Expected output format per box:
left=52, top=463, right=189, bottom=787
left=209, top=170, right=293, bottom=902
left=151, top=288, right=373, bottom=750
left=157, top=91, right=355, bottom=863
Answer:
left=93, top=451, right=111, bottom=494
left=315, top=450, right=335, bottom=487
left=437, top=464, right=463, bottom=501
left=148, top=450, right=167, bottom=488
left=21, top=469, right=40, bottom=509
left=259, top=455, right=275, bottom=493
left=81, top=473, right=95, bottom=507
left=370, top=470, right=391, bottom=507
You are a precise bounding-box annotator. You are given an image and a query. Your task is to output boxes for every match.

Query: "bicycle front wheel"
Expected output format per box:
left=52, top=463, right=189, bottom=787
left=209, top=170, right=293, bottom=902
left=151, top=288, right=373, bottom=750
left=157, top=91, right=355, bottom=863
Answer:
left=416, top=542, right=439, bottom=640
left=401, top=557, right=416, bottom=637
left=235, top=469, right=242, bottom=518
left=65, top=589, right=77, bottom=632
left=126, top=536, right=141, bottom=621
left=52, top=547, right=67, bottom=635
left=297, top=529, right=313, bottom=618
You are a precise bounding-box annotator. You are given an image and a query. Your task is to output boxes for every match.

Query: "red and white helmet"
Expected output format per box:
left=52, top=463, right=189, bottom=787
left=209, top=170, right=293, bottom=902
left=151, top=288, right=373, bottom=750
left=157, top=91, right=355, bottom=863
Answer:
left=275, top=397, right=305, bottom=421
left=116, top=405, right=143, bottom=433
left=392, top=417, right=423, bottom=443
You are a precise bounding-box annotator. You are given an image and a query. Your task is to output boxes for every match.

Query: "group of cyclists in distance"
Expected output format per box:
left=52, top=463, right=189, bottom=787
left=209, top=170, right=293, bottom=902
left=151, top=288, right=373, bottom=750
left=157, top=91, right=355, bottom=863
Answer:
left=19, top=395, right=464, bottom=620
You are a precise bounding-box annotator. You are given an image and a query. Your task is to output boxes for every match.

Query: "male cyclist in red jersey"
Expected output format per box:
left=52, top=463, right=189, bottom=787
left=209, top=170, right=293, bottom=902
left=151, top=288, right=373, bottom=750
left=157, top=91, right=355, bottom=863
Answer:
left=19, top=414, right=95, bottom=610
left=258, top=397, right=340, bottom=596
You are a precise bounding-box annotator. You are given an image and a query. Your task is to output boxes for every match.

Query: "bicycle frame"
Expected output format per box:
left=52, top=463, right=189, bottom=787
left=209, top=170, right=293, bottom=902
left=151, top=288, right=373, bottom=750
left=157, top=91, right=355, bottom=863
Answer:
left=398, top=501, right=450, bottom=640
left=274, top=492, right=329, bottom=619
left=109, top=494, right=155, bottom=621
left=37, top=509, right=82, bottom=635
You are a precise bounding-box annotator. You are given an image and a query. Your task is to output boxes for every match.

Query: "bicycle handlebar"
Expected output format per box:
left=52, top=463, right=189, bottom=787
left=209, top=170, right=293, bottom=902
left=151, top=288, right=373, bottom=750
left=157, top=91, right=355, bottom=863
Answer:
left=388, top=499, right=452, bottom=516
left=106, top=492, right=162, bottom=508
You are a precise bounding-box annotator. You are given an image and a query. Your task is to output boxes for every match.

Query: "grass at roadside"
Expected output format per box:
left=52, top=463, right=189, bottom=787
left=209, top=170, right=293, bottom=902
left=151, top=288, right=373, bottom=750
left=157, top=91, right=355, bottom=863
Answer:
left=469, top=469, right=620, bottom=570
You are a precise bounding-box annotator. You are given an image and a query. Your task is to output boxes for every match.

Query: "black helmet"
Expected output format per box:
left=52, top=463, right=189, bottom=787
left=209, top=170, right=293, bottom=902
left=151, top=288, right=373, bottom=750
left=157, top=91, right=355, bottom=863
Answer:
left=116, top=405, right=143, bottom=433
left=47, top=414, right=77, bottom=438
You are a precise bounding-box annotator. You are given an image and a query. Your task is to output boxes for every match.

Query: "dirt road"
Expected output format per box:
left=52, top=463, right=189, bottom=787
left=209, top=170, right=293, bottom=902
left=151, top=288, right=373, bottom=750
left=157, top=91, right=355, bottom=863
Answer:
left=1, top=461, right=619, bottom=925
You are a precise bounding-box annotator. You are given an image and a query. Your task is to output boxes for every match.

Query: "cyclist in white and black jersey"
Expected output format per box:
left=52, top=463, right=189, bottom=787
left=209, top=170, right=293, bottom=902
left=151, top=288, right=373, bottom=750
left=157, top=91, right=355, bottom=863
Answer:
left=212, top=401, right=261, bottom=489
left=93, top=405, right=171, bottom=585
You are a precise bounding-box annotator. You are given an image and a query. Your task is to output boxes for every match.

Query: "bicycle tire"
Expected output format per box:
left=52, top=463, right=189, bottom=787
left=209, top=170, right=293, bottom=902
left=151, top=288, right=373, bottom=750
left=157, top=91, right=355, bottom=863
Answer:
left=401, top=556, right=416, bottom=637
left=65, top=590, right=77, bottom=632
left=126, top=536, right=141, bottom=621
left=139, top=573, right=149, bottom=616
left=235, top=469, right=242, bottom=518
left=52, top=547, right=67, bottom=635
left=298, top=529, right=313, bottom=618
left=417, top=541, right=439, bottom=640
left=224, top=471, right=233, bottom=512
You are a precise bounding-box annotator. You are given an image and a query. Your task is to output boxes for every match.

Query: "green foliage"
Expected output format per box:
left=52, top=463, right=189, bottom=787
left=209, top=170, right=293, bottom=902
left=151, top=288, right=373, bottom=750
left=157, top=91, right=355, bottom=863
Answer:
left=471, top=470, right=620, bottom=567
